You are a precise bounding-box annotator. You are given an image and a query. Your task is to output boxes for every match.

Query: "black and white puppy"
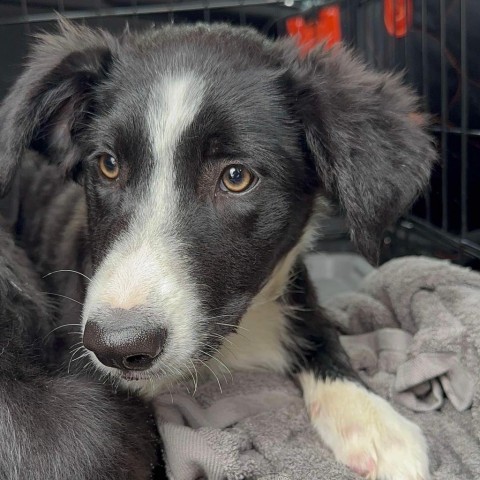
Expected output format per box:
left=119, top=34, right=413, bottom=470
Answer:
left=0, top=21, right=435, bottom=479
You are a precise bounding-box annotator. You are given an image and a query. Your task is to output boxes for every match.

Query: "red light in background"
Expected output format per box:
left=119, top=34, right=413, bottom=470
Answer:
left=384, top=0, right=413, bottom=38
left=286, top=6, right=342, bottom=53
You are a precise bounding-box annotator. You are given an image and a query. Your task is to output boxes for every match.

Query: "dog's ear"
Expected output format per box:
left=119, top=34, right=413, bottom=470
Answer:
left=276, top=42, right=436, bottom=264
left=0, top=19, right=117, bottom=196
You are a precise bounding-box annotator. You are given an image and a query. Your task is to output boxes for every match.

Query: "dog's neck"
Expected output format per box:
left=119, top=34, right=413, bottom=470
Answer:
left=135, top=231, right=312, bottom=398
left=212, top=237, right=308, bottom=374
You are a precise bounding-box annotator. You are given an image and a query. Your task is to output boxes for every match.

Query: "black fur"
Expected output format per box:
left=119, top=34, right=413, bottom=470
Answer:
left=283, top=262, right=360, bottom=383
left=276, top=41, right=435, bottom=264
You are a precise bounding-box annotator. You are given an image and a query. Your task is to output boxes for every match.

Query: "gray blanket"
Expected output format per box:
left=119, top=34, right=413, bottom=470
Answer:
left=154, top=256, right=480, bottom=480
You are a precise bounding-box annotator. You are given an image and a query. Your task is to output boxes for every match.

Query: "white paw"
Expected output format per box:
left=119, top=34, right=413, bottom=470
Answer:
left=299, top=373, right=430, bottom=480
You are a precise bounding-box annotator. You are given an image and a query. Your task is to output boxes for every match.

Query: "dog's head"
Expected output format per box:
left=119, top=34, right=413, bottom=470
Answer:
left=0, top=21, right=435, bottom=382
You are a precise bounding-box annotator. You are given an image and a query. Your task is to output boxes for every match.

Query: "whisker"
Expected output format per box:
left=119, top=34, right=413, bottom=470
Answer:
left=72, top=351, right=90, bottom=363
left=206, top=332, right=240, bottom=360
left=217, top=328, right=250, bottom=342
left=41, top=292, right=84, bottom=306
left=165, top=363, right=190, bottom=394
left=189, top=359, right=199, bottom=396
left=155, top=368, right=172, bottom=401
left=209, top=332, right=235, bottom=347
left=43, top=269, right=92, bottom=282
left=204, top=313, right=237, bottom=320
left=215, top=322, right=249, bottom=332
left=69, top=341, right=84, bottom=350
left=207, top=339, right=238, bottom=361
left=157, top=369, right=174, bottom=404
left=43, top=323, right=83, bottom=341
left=197, top=358, right=223, bottom=394
left=161, top=362, right=178, bottom=380
left=68, top=346, right=85, bottom=374
left=199, top=350, right=227, bottom=384
left=199, top=349, right=233, bottom=383
left=155, top=366, right=168, bottom=398
left=179, top=377, right=191, bottom=395
left=66, top=331, right=83, bottom=336
left=184, top=362, right=197, bottom=397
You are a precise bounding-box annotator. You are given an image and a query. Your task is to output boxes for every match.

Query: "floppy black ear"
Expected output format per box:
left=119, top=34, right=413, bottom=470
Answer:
left=0, top=19, right=117, bottom=196
left=277, top=42, right=436, bottom=264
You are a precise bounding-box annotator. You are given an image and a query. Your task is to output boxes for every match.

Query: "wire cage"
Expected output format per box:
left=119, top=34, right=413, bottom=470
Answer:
left=0, top=0, right=478, bottom=268
left=342, top=0, right=480, bottom=270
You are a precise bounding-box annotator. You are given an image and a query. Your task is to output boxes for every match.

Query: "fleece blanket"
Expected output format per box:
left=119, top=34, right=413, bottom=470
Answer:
left=154, top=256, right=480, bottom=480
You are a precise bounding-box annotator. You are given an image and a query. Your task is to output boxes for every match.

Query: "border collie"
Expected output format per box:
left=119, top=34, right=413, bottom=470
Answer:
left=0, top=20, right=436, bottom=479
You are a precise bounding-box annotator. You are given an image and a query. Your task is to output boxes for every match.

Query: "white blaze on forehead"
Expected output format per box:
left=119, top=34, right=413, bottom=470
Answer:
left=82, top=73, right=206, bottom=375
left=150, top=73, right=205, bottom=160
left=139, top=72, right=205, bottom=237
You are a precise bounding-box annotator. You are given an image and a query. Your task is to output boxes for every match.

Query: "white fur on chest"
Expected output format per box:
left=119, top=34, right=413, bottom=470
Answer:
left=211, top=300, right=291, bottom=374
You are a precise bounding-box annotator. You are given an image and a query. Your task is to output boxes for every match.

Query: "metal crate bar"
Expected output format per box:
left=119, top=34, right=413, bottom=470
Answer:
left=421, top=0, right=431, bottom=224
left=429, top=126, right=480, bottom=137
left=460, top=0, right=469, bottom=237
left=403, top=216, right=480, bottom=259
left=439, top=0, right=448, bottom=232
left=0, top=0, right=286, bottom=26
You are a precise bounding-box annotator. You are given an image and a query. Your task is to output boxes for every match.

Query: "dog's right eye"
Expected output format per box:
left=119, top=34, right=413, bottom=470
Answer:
left=220, top=165, right=255, bottom=193
left=98, top=154, right=119, bottom=180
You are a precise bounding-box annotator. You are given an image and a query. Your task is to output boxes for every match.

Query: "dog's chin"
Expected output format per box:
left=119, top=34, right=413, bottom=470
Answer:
left=119, top=370, right=154, bottom=382
left=114, top=363, right=184, bottom=390
left=115, top=365, right=172, bottom=383
left=116, top=367, right=185, bottom=398
left=109, top=368, right=165, bottom=396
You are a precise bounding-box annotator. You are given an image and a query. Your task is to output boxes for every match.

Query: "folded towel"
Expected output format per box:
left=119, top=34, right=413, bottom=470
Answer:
left=155, top=256, right=480, bottom=480
left=328, top=256, right=479, bottom=413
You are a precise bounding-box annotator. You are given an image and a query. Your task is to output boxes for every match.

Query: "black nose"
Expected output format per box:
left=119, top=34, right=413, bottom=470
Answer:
left=83, top=311, right=167, bottom=371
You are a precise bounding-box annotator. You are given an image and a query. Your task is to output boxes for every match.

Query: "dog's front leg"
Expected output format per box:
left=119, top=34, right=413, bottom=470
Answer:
left=287, top=265, right=430, bottom=480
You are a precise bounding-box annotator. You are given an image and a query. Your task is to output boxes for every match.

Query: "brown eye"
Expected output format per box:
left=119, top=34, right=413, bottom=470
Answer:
left=98, top=154, right=119, bottom=180
left=220, top=165, right=254, bottom=193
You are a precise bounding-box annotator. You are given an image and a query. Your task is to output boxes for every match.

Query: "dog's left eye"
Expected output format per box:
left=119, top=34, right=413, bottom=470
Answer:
left=220, top=165, right=255, bottom=193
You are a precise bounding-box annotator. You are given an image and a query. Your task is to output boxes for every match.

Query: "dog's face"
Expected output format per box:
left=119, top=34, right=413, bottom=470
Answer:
left=79, top=38, right=316, bottom=379
left=0, top=22, right=435, bottom=382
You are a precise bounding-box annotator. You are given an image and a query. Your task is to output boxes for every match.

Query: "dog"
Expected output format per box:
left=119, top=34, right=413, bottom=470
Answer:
left=0, top=20, right=436, bottom=479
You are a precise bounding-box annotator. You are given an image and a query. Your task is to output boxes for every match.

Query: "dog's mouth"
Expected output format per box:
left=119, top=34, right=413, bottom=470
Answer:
left=118, top=370, right=154, bottom=382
